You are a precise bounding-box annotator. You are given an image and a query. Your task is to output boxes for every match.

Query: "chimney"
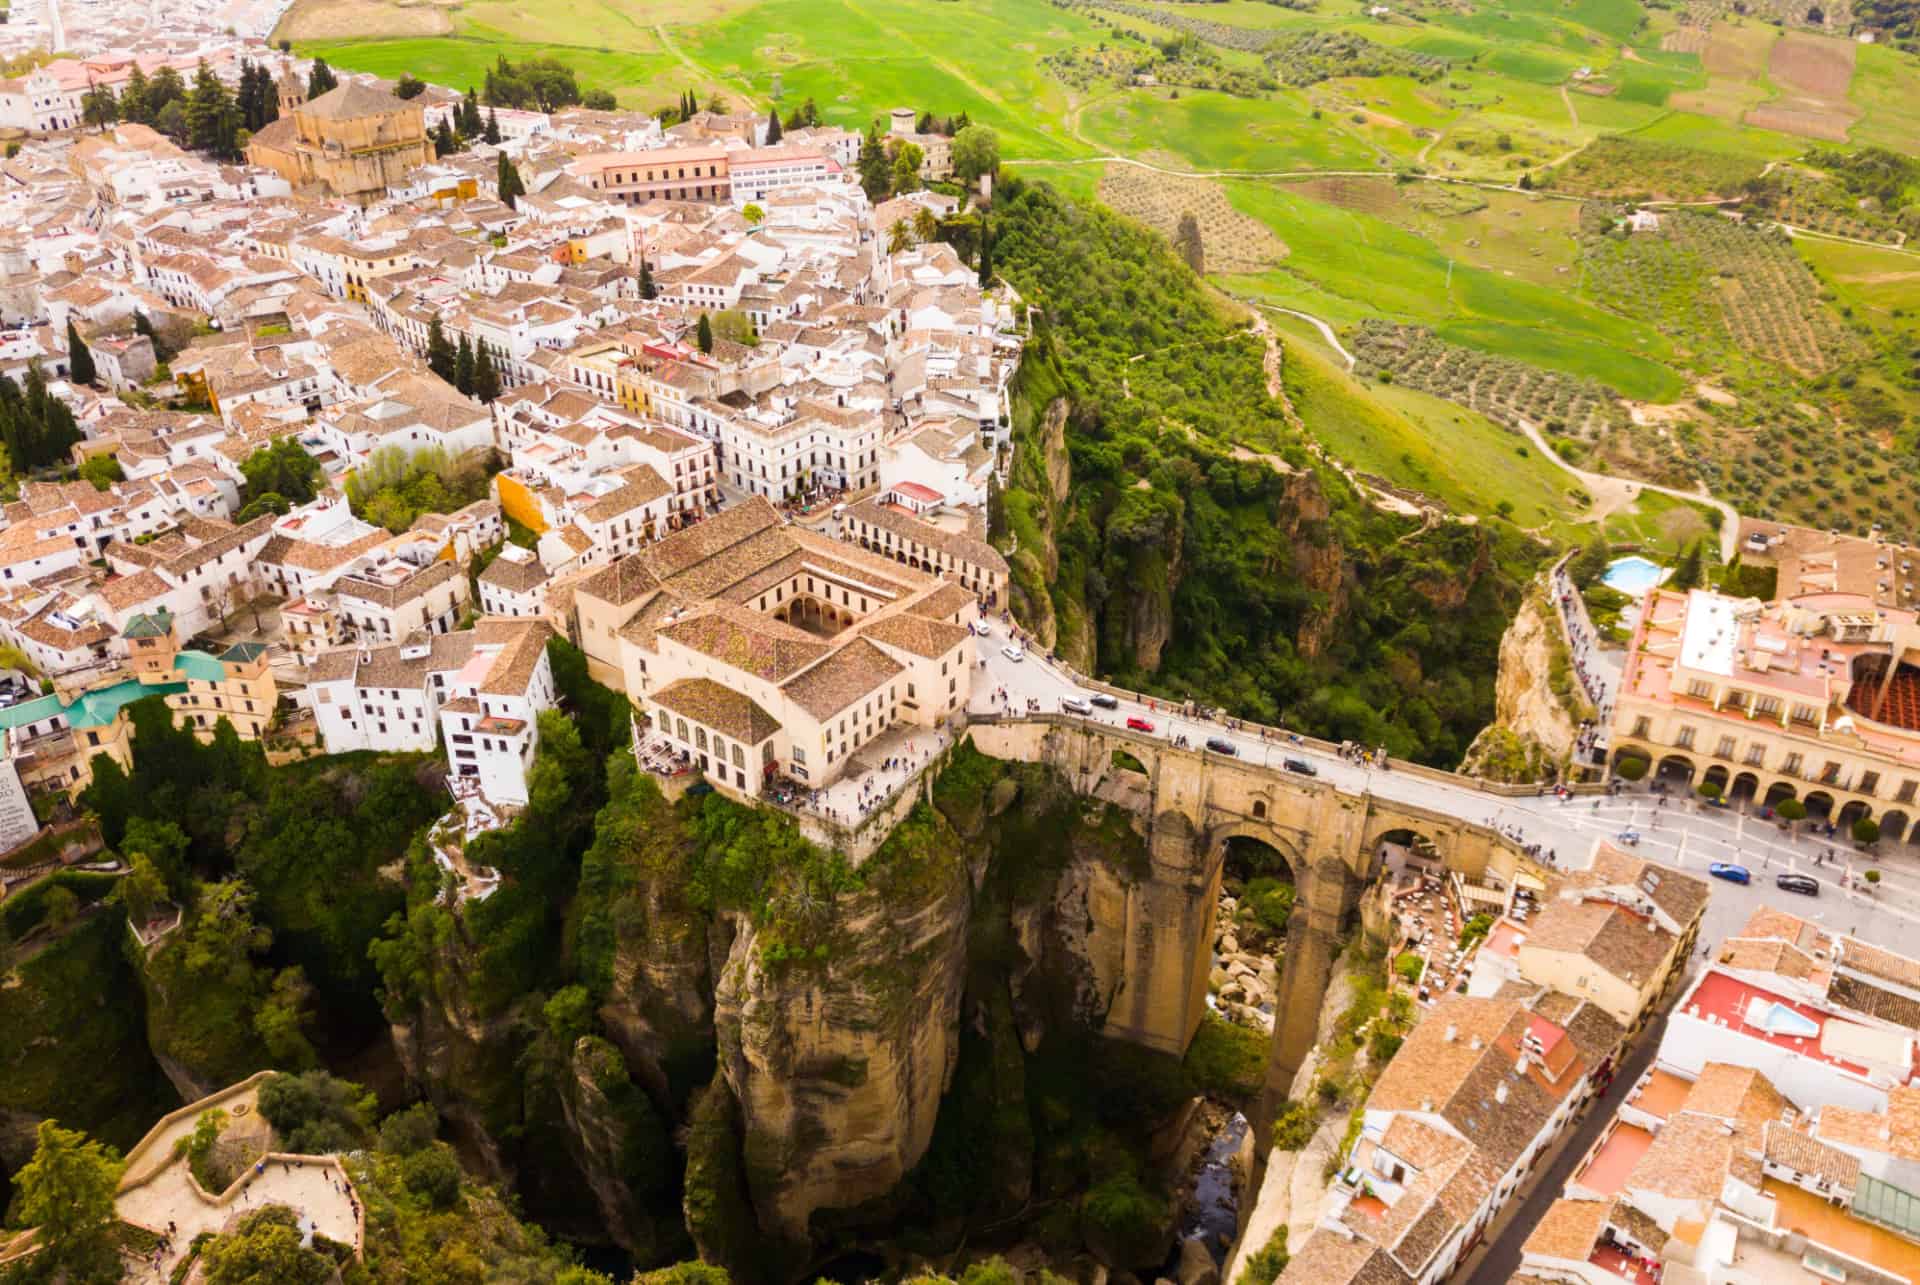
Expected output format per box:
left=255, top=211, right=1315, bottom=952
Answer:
left=1495, top=1083, right=1509, bottom=1105
left=1444, top=1024, right=1458, bottom=1043
left=1469, top=1035, right=1483, bottom=1051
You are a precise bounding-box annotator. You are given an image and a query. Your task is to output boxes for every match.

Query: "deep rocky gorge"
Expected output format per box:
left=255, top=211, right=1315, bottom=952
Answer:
left=363, top=743, right=1261, bottom=1281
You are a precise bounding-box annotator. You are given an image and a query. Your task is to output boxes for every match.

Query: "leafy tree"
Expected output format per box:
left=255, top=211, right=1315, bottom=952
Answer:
left=890, top=140, right=924, bottom=195
left=81, top=83, right=120, bottom=130
left=1568, top=534, right=1610, bottom=588
left=394, top=73, right=427, bottom=100
left=582, top=88, right=617, bottom=110
left=240, top=437, right=322, bottom=509
left=1854, top=817, right=1881, bottom=844
left=148, top=65, right=187, bottom=120
left=913, top=206, right=939, bottom=244
left=1614, top=753, right=1649, bottom=781
left=483, top=55, right=585, bottom=112
left=1776, top=798, right=1808, bottom=821
left=426, top=314, right=456, bottom=383
left=202, top=1205, right=335, bottom=1285
left=696, top=312, right=714, bottom=354
left=403, top=1145, right=463, bottom=1209
left=253, top=965, right=318, bottom=1068
left=484, top=106, right=501, bottom=143
left=78, top=453, right=121, bottom=491
left=888, top=219, right=913, bottom=255
left=764, top=104, right=782, bottom=144
left=257, top=1070, right=372, bottom=1154
left=14, top=1120, right=125, bottom=1280
left=377, top=1102, right=439, bottom=1156
left=41, top=883, right=79, bottom=932
left=306, top=57, right=338, bottom=100
left=118, top=851, right=170, bottom=925
left=952, top=123, right=999, bottom=184
left=710, top=310, right=756, bottom=346
left=0, top=362, right=84, bottom=470
left=741, top=202, right=765, bottom=225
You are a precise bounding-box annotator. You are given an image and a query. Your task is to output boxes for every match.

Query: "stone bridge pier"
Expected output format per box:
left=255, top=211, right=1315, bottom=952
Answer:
left=966, top=718, right=1518, bottom=1114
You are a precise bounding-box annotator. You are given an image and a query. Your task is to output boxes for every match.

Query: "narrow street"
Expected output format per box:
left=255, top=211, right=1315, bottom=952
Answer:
left=1461, top=1015, right=1667, bottom=1284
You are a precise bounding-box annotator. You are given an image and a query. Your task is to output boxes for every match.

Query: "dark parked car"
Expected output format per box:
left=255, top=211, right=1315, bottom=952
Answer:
left=1089, top=693, right=1119, bottom=709
left=1774, top=872, right=1819, bottom=897
left=1283, top=757, right=1317, bottom=776
left=1205, top=737, right=1237, bottom=756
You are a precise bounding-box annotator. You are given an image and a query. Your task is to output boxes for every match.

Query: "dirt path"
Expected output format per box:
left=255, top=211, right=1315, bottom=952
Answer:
left=1560, top=84, right=1580, bottom=129
left=1257, top=303, right=1355, bottom=371
left=652, top=24, right=757, bottom=101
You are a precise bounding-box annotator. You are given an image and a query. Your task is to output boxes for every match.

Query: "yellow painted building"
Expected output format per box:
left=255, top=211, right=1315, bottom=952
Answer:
left=246, top=82, right=435, bottom=205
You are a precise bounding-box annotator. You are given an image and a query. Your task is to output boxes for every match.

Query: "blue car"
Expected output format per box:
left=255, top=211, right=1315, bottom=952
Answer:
left=1707, top=862, right=1752, bottom=885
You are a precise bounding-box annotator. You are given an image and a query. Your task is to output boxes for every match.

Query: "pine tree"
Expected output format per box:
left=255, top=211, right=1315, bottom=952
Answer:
left=638, top=258, right=657, bottom=300
left=66, top=321, right=96, bottom=386
left=185, top=60, right=240, bottom=159
left=121, top=65, right=151, bottom=125
left=454, top=334, right=474, bottom=396
left=696, top=313, right=713, bottom=354
left=306, top=57, right=337, bottom=99
left=473, top=344, right=500, bottom=403
left=426, top=315, right=456, bottom=383
left=765, top=105, right=782, bottom=144
left=148, top=66, right=186, bottom=120
left=484, top=108, right=501, bottom=145
left=496, top=151, right=524, bottom=208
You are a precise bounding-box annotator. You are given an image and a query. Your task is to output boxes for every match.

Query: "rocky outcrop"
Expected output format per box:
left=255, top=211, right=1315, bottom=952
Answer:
left=559, top=1035, right=675, bottom=1259
left=1461, top=580, right=1580, bottom=782
left=1041, top=396, right=1072, bottom=514
left=713, top=814, right=974, bottom=1243
left=1280, top=470, right=1345, bottom=662
left=597, top=863, right=716, bottom=1108
left=387, top=950, right=520, bottom=1184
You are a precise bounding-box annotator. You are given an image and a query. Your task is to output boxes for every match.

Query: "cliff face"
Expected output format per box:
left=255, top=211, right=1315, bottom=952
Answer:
left=387, top=934, right=522, bottom=1184
left=1281, top=470, right=1347, bottom=662
left=713, top=817, right=974, bottom=1244
left=1461, top=580, right=1582, bottom=782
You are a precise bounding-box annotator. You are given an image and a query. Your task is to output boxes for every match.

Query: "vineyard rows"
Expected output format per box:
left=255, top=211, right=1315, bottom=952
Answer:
left=1350, top=321, right=1626, bottom=439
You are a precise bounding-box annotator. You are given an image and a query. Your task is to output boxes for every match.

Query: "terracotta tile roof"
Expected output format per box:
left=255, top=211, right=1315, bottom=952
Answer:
left=659, top=603, right=828, bottom=682
left=1838, top=938, right=1920, bottom=992
left=1521, top=1198, right=1606, bottom=1262
left=905, top=581, right=977, bottom=622
left=334, top=559, right=460, bottom=608
left=1627, top=1110, right=1754, bottom=1202
left=857, top=611, right=970, bottom=660
left=780, top=638, right=903, bottom=721
left=1683, top=1063, right=1792, bottom=1126
left=652, top=676, right=781, bottom=745
left=479, top=554, right=549, bottom=594
left=1718, top=937, right=1821, bottom=981
left=575, top=555, right=662, bottom=607
left=1606, top=1199, right=1668, bottom=1255
left=479, top=620, right=553, bottom=697
left=1828, top=973, right=1920, bottom=1029
left=1818, top=1086, right=1920, bottom=1162
left=1740, top=906, right=1828, bottom=954
left=1275, top=1233, right=1414, bottom=1285
left=1765, top=1122, right=1861, bottom=1187
left=581, top=466, right=670, bottom=522
left=845, top=496, right=1007, bottom=574
left=1524, top=898, right=1676, bottom=989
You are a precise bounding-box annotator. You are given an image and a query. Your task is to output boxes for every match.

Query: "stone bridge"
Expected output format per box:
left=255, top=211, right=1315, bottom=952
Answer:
left=967, top=717, right=1527, bottom=1097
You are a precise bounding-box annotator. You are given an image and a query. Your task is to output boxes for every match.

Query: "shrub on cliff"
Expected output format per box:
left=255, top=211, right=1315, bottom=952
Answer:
left=1080, top=1167, right=1172, bottom=1269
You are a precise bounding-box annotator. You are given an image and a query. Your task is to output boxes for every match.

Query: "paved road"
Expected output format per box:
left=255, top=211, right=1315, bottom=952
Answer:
left=971, top=623, right=1920, bottom=955
left=1461, top=1014, right=1667, bottom=1285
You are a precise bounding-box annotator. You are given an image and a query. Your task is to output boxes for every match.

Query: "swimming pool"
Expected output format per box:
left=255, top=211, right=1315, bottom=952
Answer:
left=1601, top=555, right=1668, bottom=596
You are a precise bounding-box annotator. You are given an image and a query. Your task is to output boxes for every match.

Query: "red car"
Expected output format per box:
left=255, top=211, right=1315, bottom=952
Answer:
left=1126, top=716, right=1155, bottom=733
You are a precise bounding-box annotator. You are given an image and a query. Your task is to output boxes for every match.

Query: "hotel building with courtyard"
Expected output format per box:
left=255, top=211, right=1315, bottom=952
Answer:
left=1608, top=586, right=1920, bottom=845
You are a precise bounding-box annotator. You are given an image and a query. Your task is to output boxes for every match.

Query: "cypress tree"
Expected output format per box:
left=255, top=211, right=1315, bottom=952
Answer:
left=474, top=344, right=500, bottom=403
left=496, top=151, right=524, bottom=208
left=66, top=321, right=96, bottom=386
left=461, top=88, right=482, bottom=136
left=426, top=315, right=455, bottom=383
left=977, top=226, right=993, bottom=288
left=121, top=65, right=151, bottom=125
left=433, top=118, right=457, bottom=157
left=484, top=108, right=501, bottom=145
left=638, top=259, right=657, bottom=300
left=696, top=313, right=713, bottom=354
left=765, top=105, right=782, bottom=144
left=454, top=334, right=474, bottom=396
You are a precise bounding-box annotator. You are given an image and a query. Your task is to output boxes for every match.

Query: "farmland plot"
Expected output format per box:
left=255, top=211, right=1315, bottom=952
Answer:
left=1098, top=169, right=1288, bottom=272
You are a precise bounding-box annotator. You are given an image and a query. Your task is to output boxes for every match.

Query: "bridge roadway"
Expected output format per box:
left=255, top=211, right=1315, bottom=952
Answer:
left=969, top=620, right=1920, bottom=961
